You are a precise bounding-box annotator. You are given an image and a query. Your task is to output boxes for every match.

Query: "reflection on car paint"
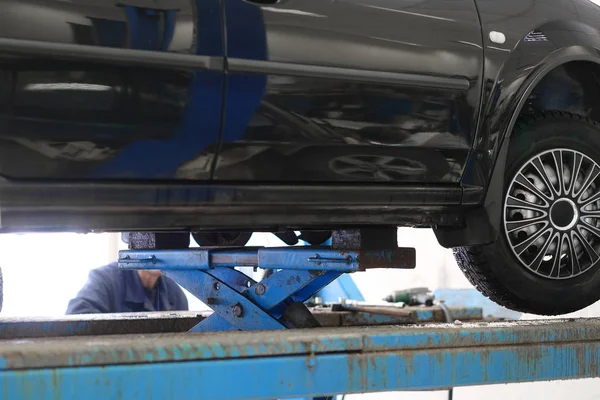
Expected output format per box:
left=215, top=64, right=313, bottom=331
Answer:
left=214, top=0, right=481, bottom=183
left=0, top=0, right=222, bottom=180
left=1, top=0, right=599, bottom=193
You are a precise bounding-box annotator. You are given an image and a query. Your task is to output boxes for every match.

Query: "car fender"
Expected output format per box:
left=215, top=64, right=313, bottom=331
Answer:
left=436, top=19, right=600, bottom=248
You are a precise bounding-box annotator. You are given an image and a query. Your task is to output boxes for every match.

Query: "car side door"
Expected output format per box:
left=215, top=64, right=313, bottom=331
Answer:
left=0, top=0, right=224, bottom=181
left=215, top=0, right=483, bottom=184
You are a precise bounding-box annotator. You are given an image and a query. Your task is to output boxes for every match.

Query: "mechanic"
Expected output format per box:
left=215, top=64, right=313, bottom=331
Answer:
left=66, top=262, right=189, bottom=314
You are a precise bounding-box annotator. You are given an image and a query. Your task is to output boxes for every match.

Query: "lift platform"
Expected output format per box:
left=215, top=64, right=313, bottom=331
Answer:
left=0, top=318, right=599, bottom=399
left=0, top=229, right=598, bottom=399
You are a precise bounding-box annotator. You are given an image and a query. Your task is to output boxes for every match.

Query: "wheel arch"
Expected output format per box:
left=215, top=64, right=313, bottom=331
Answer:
left=435, top=19, right=600, bottom=248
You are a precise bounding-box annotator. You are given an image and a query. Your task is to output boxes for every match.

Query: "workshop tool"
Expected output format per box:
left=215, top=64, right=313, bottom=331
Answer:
left=332, top=298, right=414, bottom=318
left=383, top=287, right=434, bottom=306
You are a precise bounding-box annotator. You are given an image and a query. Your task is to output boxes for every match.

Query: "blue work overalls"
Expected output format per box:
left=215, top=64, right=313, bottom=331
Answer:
left=66, top=262, right=188, bottom=314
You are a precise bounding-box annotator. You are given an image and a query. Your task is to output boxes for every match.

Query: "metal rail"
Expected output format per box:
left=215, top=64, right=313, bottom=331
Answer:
left=0, top=318, right=598, bottom=399
left=0, top=306, right=482, bottom=339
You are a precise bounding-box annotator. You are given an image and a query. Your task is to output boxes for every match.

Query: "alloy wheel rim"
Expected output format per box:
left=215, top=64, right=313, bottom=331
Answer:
left=504, top=148, right=600, bottom=279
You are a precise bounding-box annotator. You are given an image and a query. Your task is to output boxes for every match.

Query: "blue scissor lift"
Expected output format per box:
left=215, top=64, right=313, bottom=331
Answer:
left=0, top=228, right=599, bottom=400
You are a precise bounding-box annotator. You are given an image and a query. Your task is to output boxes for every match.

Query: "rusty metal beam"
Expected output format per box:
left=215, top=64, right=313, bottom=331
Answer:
left=0, top=318, right=598, bottom=399
left=0, top=312, right=206, bottom=339
left=0, top=306, right=481, bottom=339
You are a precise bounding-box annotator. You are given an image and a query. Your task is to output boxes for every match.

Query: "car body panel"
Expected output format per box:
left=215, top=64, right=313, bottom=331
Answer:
left=436, top=0, right=600, bottom=247
left=464, top=0, right=600, bottom=192
left=209, top=0, right=483, bottom=183
left=0, top=0, right=223, bottom=180
left=4, top=0, right=600, bottom=237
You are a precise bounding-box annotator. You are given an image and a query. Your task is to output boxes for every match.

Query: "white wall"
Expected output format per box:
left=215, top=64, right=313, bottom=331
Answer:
left=0, top=232, right=115, bottom=317
left=0, top=229, right=599, bottom=399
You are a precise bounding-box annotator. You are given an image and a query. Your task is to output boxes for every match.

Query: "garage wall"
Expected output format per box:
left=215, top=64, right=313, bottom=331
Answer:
left=0, top=232, right=115, bottom=317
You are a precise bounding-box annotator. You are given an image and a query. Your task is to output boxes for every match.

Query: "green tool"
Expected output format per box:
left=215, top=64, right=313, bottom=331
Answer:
left=383, top=287, right=434, bottom=306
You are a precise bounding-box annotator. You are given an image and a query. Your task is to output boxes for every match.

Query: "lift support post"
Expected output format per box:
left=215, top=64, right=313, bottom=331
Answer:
left=118, top=228, right=416, bottom=332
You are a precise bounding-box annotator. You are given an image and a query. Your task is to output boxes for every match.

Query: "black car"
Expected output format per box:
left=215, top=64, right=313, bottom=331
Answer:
left=2, top=0, right=600, bottom=315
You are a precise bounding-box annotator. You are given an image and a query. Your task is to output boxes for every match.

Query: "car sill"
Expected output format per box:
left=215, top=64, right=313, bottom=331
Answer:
left=0, top=182, right=465, bottom=232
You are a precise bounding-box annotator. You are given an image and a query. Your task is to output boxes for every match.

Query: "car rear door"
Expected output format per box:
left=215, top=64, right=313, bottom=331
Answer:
left=216, top=0, right=483, bottom=184
left=0, top=0, right=224, bottom=181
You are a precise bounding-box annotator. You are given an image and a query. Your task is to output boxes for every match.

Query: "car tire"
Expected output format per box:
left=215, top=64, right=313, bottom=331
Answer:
left=192, top=232, right=252, bottom=247
left=455, top=111, right=600, bottom=315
